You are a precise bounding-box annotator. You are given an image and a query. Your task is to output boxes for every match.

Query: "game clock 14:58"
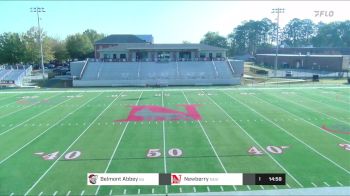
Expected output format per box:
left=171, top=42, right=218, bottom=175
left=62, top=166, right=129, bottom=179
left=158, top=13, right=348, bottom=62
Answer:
left=255, top=173, right=286, bottom=185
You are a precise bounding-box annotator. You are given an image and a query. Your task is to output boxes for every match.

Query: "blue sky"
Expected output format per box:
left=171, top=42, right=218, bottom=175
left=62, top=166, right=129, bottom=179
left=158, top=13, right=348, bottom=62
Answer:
left=0, top=1, right=349, bottom=43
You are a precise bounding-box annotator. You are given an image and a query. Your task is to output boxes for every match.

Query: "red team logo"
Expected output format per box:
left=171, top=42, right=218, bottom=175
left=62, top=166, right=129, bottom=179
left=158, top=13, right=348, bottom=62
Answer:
left=171, top=174, right=182, bottom=184
left=116, top=105, right=202, bottom=122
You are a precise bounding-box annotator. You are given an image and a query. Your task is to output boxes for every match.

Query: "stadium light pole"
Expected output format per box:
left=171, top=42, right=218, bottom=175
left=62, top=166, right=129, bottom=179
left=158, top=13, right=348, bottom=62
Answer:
left=30, top=7, right=46, bottom=79
left=272, top=8, right=284, bottom=77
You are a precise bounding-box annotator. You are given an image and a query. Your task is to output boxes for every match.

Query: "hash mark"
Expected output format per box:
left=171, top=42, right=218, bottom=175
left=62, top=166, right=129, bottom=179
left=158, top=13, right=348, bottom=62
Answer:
left=138, top=189, right=140, bottom=194
left=260, top=185, right=264, bottom=190
left=286, top=184, right=291, bottom=188
left=311, top=182, right=317, bottom=187
left=273, top=185, right=278, bottom=189
left=38, top=192, right=43, bottom=196
left=80, top=190, right=85, bottom=196
left=66, top=191, right=71, bottom=196
left=109, top=189, right=112, bottom=196
left=10, top=193, right=14, bottom=196
left=193, top=187, right=196, bottom=192
left=207, top=186, right=210, bottom=192
left=247, top=185, right=251, bottom=190
left=123, top=189, right=126, bottom=195
left=53, top=191, right=58, bottom=196
left=233, top=185, right=237, bottom=191
left=337, top=181, right=343, bottom=186
left=323, top=182, right=330, bottom=187
left=179, top=187, right=182, bottom=193
left=152, top=188, right=155, bottom=194
left=220, top=186, right=224, bottom=191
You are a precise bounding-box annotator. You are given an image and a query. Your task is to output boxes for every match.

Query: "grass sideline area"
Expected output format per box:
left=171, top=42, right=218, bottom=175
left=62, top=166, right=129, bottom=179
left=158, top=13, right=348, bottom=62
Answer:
left=0, top=86, right=349, bottom=195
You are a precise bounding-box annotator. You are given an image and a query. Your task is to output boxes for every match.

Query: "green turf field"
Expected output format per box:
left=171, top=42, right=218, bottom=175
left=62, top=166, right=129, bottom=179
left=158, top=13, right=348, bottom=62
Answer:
left=0, top=86, right=349, bottom=195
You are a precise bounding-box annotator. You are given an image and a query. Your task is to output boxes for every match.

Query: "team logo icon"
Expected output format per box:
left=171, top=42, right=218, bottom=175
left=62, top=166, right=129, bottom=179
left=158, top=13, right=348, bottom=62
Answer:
left=88, top=174, right=98, bottom=185
left=171, top=174, right=182, bottom=184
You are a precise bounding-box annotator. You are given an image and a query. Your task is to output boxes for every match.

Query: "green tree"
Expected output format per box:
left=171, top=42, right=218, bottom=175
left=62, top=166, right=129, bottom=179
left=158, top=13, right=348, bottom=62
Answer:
left=200, top=32, right=228, bottom=48
left=66, top=33, right=93, bottom=60
left=22, top=27, right=55, bottom=64
left=0, top=32, right=26, bottom=64
left=52, top=40, right=69, bottom=64
left=282, top=18, right=316, bottom=47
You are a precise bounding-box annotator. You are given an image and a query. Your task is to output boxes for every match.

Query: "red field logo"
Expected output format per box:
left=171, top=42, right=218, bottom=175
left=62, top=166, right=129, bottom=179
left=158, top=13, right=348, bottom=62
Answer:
left=116, top=105, right=201, bottom=122
left=171, top=174, right=182, bottom=184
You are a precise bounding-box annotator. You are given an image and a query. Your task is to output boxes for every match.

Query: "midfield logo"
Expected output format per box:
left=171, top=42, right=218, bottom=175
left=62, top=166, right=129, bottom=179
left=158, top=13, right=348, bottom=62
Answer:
left=116, top=105, right=202, bottom=122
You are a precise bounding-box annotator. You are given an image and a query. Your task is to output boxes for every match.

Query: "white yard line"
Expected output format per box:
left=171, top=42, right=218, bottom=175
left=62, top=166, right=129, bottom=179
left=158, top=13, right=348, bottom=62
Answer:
left=275, top=93, right=350, bottom=126
left=336, top=181, right=343, bottom=186
left=0, top=93, right=60, bottom=120
left=94, top=92, right=143, bottom=195
left=0, top=93, right=66, bottom=137
left=24, top=92, right=123, bottom=196
left=182, top=91, right=228, bottom=173
left=161, top=91, right=168, bottom=194
left=253, top=94, right=350, bottom=143
left=204, top=91, right=303, bottom=187
left=0, top=93, right=102, bottom=165
left=224, top=91, right=350, bottom=175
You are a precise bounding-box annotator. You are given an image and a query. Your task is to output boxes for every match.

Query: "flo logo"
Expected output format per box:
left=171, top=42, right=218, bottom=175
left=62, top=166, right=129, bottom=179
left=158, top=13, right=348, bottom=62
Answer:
left=116, top=105, right=202, bottom=122
left=88, top=174, right=98, bottom=185
left=171, top=174, right=182, bottom=184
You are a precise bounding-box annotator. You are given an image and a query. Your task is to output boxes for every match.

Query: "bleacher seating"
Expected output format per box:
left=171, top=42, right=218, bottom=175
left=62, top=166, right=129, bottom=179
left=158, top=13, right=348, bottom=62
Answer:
left=0, top=67, right=31, bottom=86
left=75, top=60, right=242, bottom=86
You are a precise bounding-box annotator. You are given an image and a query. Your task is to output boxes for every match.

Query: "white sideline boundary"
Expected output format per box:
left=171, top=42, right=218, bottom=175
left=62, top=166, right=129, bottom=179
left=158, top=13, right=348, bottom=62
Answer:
left=0, top=85, right=349, bottom=94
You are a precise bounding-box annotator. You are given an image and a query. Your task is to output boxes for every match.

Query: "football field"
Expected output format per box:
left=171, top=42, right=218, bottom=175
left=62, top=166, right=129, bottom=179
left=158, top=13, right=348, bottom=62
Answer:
left=0, top=86, right=349, bottom=195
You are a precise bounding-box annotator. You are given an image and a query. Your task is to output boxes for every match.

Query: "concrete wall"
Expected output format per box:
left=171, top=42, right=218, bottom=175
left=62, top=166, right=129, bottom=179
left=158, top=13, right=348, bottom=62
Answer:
left=256, top=55, right=345, bottom=72
left=73, top=78, right=240, bottom=87
left=70, top=61, right=85, bottom=77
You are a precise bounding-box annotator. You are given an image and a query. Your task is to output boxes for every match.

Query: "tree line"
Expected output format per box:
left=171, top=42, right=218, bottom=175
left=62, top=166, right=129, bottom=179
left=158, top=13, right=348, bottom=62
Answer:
left=0, top=28, right=104, bottom=65
left=200, top=18, right=350, bottom=56
left=1, top=18, right=350, bottom=65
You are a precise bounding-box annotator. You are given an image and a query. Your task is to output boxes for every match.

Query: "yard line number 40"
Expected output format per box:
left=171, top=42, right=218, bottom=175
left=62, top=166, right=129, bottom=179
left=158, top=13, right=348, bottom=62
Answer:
left=248, top=146, right=289, bottom=155
left=34, top=151, right=81, bottom=160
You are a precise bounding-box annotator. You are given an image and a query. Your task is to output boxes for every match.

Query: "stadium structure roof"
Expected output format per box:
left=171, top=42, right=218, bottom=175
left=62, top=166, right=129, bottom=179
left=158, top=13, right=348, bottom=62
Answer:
left=98, top=43, right=228, bottom=51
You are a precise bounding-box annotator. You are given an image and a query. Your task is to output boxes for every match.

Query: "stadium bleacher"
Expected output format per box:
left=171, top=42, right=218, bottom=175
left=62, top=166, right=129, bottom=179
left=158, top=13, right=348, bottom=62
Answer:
left=0, top=66, right=32, bottom=86
left=73, top=60, right=243, bottom=87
